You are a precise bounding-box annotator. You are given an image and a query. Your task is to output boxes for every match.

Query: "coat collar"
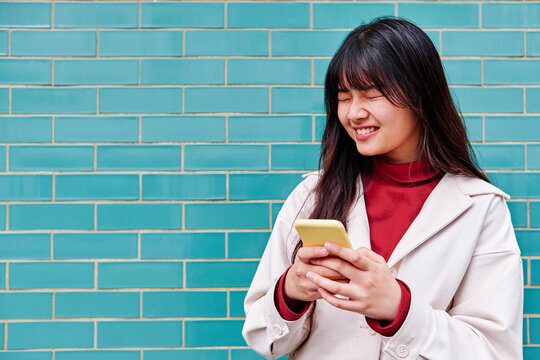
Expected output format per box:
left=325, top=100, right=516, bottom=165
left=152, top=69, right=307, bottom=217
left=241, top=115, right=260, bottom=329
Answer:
left=345, top=173, right=508, bottom=267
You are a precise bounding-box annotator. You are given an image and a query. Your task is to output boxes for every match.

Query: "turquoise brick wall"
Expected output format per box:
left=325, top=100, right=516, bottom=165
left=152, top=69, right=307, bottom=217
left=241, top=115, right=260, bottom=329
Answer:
left=0, top=1, right=538, bottom=359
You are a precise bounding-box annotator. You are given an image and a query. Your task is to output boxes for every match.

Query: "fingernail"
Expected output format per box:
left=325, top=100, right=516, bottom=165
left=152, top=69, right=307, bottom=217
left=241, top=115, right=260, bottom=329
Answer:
left=324, top=242, right=335, bottom=251
left=319, top=248, right=328, bottom=256
left=306, top=271, right=315, bottom=280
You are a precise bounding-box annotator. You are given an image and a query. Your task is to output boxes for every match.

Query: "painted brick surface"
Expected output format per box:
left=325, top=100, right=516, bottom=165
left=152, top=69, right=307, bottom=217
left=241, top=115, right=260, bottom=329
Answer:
left=0, top=1, right=536, bottom=358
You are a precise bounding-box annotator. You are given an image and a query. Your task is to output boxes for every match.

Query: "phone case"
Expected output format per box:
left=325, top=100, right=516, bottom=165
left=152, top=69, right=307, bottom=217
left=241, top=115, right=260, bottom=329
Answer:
left=294, top=219, right=353, bottom=249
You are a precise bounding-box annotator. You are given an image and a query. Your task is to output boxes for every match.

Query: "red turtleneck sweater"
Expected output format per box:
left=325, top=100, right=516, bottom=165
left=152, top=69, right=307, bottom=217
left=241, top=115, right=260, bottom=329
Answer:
left=275, top=157, right=443, bottom=336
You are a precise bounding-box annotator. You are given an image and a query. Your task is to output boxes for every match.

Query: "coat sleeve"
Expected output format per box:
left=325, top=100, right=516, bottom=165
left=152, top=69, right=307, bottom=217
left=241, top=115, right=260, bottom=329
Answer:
left=381, top=195, right=523, bottom=360
left=242, top=177, right=317, bottom=359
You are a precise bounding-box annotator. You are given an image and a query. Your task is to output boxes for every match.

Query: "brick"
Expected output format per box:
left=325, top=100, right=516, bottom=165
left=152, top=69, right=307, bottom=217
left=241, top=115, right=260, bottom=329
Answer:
left=0, top=233, right=50, bottom=260
left=0, top=2, right=50, bottom=27
left=12, top=88, right=96, bottom=115
left=141, top=59, right=224, bottom=85
left=524, top=260, right=529, bottom=286
left=527, top=32, right=540, bottom=56
left=228, top=59, right=310, bottom=85
left=142, top=116, right=226, bottom=142
left=272, top=87, right=325, bottom=114
left=0, top=116, right=51, bottom=142
left=229, top=115, right=312, bottom=142
left=55, top=116, right=138, bottom=143
left=55, top=174, right=139, bottom=201
left=527, top=88, right=540, bottom=113
left=0, top=88, right=7, bottom=113
left=483, top=3, right=540, bottom=28
left=99, top=88, right=182, bottom=114
left=9, top=204, right=94, bottom=230
left=531, top=259, right=540, bottom=285
left=0, top=31, right=6, bottom=56
left=228, top=2, right=309, bottom=28
left=272, top=30, right=349, bottom=56
left=507, top=201, right=528, bottom=228
left=141, top=232, right=225, bottom=260
left=528, top=145, right=540, bottom=170
left=186, top=261, right=258, bottom=288
left=144, top=350, right=227, bottom=360
left=55, top=292, right=139, bottom=319
left=398, top=3, right=478, bottom=28
left=11, top=30, right=95, bottom=56
left=0, top=175, right=52, bottom=201
left=0, top=205, right=5, bottom=231
left=524, top=347, right=540, bottom=360
left=97, top=145, right=181, bottom=171
left=516, top=230, right=540, bottom=256
left=97, top=321, right=182, bottom=347
left=184, top=320, right=245, bottom=347
left=56, top=350, right=139, bottom=360
left=185, top=203, right=269, bottom=230
left=442, top=31, right=524, bottom=57
left=463, top=116, right=482, bottom=142
left=0, top=293, right=52, bottom=319
left=185, top=87, right=268, bottom=114
left=488, top=173, right=540, bottom=199
left=314, top=58, right=331, bottom=85
left=531, top=318, right=540, bottom=343
left=272, top=202, right=284, bottom=226
left=9, top=262, right=94, bottom=289
left=142, top=174, right=226, bottom=200
left=228, top=232, right=270, bottom=259
left=99, top=30, right=182, bottom=57
left=531, top=202, right=540, bottom=228
left=185, top=30, right=267, bottom=56
left=472, top=144, right=524, bottom=170
left=98, top=262, right=182, bottom=289
left=54, top=233, right=138, bottom=260
left=0, top=352, right=51, bottom=360
left=8, top=322, right=93, bottom=350
left=0, top=59, right=51, bottom=84
left=486, top=116, right=540, bottom=142
left=97, top=204, right=182, bottom=230
left=313, top=3, right=394, bottom=29
left=54, top=2, right=137, bottom=28
left=55, top=60, right=138, bottom=85
left=0, top=263, right=4, bottom=289
left=484, top=60, right=540, bottom=85
left=0, top=146, right=5, bottom=172
left=141, top=2, right=223, bottom=28
left=229, top=173, right=303, bottom=200
left=230, top=290, right=247, bottom=317
left=10, top=145, right=93, bottom=171
left=526, top=289, right=540, bottom=313
left=271, top=144, right=320, bottom=170
left=451, top=87, right=523, bottom=114
left=184, top=145, right=268, bottom=171
left=442, top=59, right=481, bottom=86
left=143, top=291, right=226, bottom=318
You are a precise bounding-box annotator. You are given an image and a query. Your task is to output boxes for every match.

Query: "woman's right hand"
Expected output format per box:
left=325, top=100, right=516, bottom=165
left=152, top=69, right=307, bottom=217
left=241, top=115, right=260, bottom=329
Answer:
left=284, top=246, right=344, bottom=303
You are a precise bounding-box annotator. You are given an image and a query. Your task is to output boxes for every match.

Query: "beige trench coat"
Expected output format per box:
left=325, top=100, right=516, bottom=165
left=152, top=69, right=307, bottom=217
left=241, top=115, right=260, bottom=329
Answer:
left=242, top=172, right=523, bottom=360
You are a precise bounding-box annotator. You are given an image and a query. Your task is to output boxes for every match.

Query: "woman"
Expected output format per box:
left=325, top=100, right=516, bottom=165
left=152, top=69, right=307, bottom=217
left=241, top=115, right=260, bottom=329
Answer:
left=242, top=18, right=523, bottom=360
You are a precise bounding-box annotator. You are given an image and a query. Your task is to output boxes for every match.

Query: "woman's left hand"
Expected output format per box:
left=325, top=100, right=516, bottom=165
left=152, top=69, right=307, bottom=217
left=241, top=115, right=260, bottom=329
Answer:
left=307, top=242, right=402, bottom=322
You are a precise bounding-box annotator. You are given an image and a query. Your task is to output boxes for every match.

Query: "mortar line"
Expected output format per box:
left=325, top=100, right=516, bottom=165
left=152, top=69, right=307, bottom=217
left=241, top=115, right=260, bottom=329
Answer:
left=224, top=1, right=227, bottom=28
left=478, top=2, right=482, bottom=30
left=310, top=2, right=313, bottom=29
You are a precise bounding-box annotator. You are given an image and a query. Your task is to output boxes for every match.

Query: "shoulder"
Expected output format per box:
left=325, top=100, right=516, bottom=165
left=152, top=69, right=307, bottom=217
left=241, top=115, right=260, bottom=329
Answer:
left=446, top=173, right=509, bottom=199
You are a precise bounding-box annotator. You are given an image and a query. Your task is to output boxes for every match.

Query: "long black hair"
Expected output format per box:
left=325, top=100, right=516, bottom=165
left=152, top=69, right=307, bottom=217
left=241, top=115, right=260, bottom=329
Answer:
left=292, top=18, right=487, bottom=261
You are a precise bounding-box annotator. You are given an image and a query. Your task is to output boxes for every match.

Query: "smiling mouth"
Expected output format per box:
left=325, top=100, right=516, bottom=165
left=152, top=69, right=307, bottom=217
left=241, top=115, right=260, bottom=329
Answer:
left=356, top=127, right=379, bottom=135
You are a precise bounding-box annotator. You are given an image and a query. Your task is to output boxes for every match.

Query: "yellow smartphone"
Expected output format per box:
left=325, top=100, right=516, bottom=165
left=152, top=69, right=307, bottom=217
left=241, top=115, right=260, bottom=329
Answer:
left=294, top=219, right=353, bottom=250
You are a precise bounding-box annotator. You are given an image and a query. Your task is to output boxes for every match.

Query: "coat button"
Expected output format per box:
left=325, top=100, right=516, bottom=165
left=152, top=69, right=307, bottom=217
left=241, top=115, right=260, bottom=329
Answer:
left=396, top=344, right=409, bottom=358
left=390, top=267, right=398, bottom=278
left=272, top=324, right=284, bottom=336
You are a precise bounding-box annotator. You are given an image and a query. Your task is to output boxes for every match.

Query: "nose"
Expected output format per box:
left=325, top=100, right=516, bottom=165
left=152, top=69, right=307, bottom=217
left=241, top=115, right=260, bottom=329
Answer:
left=347, top=97, right=369, bottom=122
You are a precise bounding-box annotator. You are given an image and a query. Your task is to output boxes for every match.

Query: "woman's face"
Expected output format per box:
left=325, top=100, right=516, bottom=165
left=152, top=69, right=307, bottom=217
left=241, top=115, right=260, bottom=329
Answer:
left=337, top=86, right=421, bottom=164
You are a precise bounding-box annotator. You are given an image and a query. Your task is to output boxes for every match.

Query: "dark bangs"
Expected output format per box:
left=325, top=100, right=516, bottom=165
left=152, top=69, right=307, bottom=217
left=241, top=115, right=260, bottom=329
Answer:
left=326, top=30, right=412, bottom=110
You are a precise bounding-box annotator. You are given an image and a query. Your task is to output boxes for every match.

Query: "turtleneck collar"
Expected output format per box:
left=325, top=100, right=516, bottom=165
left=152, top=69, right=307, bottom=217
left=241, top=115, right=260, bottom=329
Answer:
left=372, top=156, right=441, bottom=185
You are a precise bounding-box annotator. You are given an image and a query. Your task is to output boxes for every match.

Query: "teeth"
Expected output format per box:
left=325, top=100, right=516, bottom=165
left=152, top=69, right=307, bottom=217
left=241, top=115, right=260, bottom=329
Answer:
left=356, top=127, right=377, bottom=135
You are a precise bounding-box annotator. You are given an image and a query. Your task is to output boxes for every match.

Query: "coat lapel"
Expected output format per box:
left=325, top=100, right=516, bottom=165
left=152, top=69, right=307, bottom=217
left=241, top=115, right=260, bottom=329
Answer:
left=386, top=173, right=473, bottom=267
left=346, top=176, right=372, bottom=250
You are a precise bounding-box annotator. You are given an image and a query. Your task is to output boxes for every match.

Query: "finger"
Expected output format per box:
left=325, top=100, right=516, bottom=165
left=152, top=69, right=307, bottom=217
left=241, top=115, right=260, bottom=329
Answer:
left=317, top=287, right=357, bottom=312
left=311, top=265, right=345, bottom=279
left=306, top=271, right=353, bottom=298
left=310, top=257, right=359, bottom=279
left=358, top=247, right=386, bottom=264
left=324, top=242, right=373, bottom=270
left=297, top=246, right=329, bottom=263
